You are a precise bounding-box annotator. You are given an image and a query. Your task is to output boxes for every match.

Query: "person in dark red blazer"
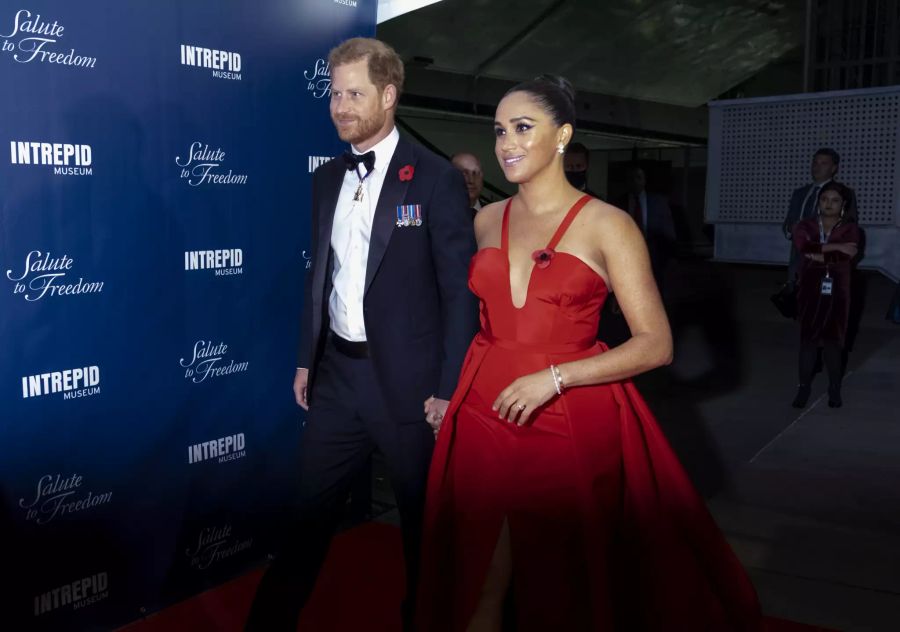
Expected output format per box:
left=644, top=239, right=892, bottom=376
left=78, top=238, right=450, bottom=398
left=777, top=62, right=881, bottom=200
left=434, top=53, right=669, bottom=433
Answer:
left=791, top=181, right=860, bottom=408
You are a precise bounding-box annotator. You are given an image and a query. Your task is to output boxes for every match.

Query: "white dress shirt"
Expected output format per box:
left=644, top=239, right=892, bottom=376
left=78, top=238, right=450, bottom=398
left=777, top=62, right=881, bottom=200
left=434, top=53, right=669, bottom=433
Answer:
left=328, top=126, right=400, bottom=342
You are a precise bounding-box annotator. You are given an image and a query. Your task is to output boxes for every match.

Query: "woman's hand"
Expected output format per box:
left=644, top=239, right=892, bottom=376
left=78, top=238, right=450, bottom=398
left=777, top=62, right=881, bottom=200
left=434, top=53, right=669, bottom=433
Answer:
left=493, top=368, right=559, bottom=426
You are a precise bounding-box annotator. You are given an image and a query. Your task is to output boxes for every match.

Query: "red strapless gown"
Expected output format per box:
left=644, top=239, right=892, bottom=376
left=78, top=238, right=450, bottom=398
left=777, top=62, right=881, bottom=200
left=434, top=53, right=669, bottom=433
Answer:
left=417, top=196, right=761, bottom=631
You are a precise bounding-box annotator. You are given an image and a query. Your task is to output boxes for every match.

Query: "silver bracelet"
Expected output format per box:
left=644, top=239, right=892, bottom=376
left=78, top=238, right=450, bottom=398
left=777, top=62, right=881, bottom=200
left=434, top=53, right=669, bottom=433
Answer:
left=549, top=364, right=564, bottom=395
left=553, top=365, right=566, bottom=392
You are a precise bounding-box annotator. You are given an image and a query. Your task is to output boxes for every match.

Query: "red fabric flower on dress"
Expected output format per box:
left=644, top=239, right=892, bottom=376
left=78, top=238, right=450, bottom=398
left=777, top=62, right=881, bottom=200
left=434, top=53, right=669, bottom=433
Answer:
left=399, top=164, right=415, bottom=181
left=532, top=248, right=555, bottom=269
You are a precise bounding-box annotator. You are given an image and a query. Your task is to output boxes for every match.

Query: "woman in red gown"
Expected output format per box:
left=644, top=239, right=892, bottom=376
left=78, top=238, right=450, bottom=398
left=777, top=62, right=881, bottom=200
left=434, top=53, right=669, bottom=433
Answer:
left=416, top=75, right=761, bottom=631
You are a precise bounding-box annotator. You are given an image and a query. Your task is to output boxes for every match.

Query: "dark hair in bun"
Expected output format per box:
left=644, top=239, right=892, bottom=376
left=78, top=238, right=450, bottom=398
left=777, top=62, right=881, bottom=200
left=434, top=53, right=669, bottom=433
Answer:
left=504, top=74, right=576, bottom=128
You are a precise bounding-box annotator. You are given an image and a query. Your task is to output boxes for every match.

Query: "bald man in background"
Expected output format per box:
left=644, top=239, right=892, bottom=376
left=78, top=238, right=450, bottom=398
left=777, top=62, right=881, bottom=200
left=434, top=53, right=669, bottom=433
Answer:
left=451, top=152, right=483, bottom=215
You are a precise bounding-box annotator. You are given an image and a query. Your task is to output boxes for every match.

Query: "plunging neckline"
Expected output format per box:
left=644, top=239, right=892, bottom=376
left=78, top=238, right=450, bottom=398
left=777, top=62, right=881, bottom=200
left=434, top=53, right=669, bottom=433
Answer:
left=502, top=195, right=592, bottom=310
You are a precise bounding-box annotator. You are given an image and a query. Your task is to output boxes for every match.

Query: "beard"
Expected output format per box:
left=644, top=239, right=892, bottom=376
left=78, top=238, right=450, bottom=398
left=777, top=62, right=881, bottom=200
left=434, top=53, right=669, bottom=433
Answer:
left=334, top=109, right=386, bottom=146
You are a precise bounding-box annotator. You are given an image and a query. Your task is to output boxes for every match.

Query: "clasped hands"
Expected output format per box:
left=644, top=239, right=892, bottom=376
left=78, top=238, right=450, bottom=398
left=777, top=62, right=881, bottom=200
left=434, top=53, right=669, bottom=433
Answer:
left=424, top=396, right=449, bottom=436
left=424, top=368, right=559, bottom=434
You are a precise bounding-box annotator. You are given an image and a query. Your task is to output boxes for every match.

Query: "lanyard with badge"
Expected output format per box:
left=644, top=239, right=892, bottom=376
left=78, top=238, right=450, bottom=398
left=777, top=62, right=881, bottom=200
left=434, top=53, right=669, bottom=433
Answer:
left=817, top=216, right=839, bottom=296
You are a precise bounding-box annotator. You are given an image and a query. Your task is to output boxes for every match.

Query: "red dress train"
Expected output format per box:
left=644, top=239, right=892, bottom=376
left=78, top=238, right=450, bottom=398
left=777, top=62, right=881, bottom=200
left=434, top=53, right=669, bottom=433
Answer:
left=417, top=196, right=761, bottom=631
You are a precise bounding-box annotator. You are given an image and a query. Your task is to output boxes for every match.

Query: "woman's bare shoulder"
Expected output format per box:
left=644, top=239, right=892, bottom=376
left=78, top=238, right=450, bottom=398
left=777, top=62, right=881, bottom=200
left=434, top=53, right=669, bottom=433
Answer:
left=576, top=198, right=635, bottom=234
left=474, top=199, right=508, bottom=244
left=476, top=200, right=506, bottom=222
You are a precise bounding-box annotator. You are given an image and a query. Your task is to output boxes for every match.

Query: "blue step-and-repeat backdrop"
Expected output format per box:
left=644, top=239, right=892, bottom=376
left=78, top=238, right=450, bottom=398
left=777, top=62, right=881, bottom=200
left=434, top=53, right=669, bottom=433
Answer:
left=1, top=1, right=374, bottom=629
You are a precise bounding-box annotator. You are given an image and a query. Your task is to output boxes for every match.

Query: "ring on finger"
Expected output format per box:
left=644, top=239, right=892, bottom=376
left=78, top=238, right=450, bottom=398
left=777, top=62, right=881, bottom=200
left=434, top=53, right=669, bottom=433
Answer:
left=517, top=403, right=526, bottom=411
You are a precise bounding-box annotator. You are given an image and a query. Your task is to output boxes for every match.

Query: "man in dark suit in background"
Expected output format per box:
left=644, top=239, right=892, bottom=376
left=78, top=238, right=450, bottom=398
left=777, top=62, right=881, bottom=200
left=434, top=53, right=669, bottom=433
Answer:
left=564, top=142, right=602, bottom=199
left=617, top=165, right=676, bottom=294
left=782, top=148, right=847, bottom=288
left=247, top=37, right=478, bottom=631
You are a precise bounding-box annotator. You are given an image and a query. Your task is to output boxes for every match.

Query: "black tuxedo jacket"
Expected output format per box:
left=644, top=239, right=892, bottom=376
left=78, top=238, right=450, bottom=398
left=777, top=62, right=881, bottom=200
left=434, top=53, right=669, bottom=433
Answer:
left=297, top=136, right=479, bottom=422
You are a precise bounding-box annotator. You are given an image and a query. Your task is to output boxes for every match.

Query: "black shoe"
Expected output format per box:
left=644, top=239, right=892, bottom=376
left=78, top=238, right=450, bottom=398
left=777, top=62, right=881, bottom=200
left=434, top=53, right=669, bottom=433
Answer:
left=792, top=384, right=811, bottom=408
left=828, top=386, right=843, bottom=408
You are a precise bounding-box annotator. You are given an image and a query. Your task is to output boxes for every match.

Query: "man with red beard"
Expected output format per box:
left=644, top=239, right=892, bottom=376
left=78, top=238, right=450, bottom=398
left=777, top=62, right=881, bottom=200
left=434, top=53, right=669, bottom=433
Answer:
left=246, top=38, right=477, bottom=631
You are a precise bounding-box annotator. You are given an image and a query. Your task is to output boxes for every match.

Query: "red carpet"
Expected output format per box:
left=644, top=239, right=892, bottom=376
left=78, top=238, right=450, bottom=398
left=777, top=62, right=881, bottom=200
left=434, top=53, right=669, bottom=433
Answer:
left=120, top=523, right=837, bottom=632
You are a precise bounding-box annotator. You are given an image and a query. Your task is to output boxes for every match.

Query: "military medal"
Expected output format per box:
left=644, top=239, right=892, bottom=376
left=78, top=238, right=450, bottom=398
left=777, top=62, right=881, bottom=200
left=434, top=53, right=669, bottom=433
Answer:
left=396, top=204, right=423, bottom=227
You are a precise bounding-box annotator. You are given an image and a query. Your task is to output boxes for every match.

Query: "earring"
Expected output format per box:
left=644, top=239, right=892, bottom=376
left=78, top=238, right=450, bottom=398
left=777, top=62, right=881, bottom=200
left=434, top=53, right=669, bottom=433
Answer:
left=557, top=143, right=565, bottom=155
left=841, top=206, right=845, bottom=217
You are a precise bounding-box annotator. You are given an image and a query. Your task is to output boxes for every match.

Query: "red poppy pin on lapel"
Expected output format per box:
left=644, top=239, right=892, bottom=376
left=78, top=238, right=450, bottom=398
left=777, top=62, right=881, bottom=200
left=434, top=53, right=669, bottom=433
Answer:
left=532, top=248, right=555, bottom=269
left=399, top=164, right=414, bottom=182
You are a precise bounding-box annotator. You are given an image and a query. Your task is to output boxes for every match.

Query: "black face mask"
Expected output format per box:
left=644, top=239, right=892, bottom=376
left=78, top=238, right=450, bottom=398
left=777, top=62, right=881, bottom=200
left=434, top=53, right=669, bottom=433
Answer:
left=565, top=170, right=587, bottom=190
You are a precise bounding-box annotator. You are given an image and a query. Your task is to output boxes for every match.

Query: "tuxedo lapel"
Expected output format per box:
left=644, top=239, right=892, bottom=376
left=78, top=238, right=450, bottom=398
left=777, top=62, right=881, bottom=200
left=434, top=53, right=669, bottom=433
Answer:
left=313, top=160, right=344, bottom=310
left=365, top=139, right=415, bottom=295
left=316, top=161, right=343, bottom=267
left=801, top=183, right=818, bottom=220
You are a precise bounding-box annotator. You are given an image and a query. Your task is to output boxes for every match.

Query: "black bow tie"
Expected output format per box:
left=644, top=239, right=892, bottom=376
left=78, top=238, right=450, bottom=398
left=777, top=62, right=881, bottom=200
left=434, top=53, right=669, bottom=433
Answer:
left=343, top=150, right=375, bottom=174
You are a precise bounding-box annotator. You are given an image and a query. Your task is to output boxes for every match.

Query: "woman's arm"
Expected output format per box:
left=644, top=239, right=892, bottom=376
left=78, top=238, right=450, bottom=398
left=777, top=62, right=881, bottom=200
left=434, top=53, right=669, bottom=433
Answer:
left=493, top=205, right=673, bottom=424
left=818, top=227, right=860, bottom=262
left=795, top=221, right=858, bottom=262
left=557, top=207, right=672, bottom=387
